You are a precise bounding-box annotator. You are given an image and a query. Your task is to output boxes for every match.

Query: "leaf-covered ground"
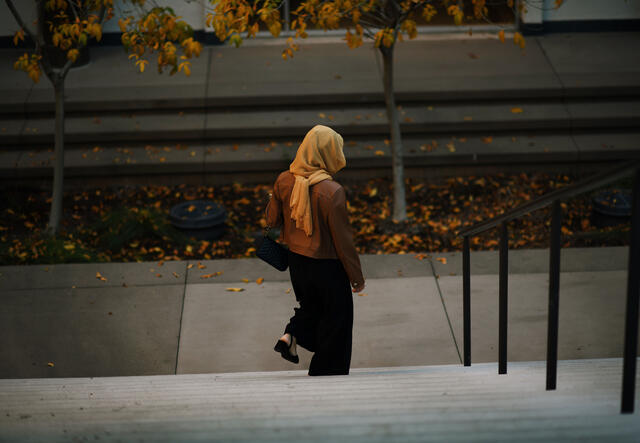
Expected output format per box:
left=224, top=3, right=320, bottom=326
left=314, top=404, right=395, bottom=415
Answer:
left=0, top=172, right=631, bottom=265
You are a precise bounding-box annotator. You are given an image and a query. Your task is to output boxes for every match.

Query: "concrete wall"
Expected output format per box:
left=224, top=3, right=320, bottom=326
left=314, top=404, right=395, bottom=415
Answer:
left=522, top=0, right=640, bottom=25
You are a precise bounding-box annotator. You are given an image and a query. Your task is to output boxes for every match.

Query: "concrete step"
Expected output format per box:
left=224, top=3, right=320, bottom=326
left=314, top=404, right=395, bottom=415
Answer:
left=2, top=132, right=638, bottom=187
left=2, top=99, right=639, bottom=147
left=1, top=358, right=638, bottom=442
left=6, top=76, right=639, bottom=116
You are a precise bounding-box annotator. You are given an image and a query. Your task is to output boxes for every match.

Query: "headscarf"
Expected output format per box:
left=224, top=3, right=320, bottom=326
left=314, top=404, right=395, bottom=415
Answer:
left=289, top=125, right=346, bottom=236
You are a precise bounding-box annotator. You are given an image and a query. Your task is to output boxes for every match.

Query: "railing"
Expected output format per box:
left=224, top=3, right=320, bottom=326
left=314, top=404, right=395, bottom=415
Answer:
left=459, top=160, right=640, bottom=414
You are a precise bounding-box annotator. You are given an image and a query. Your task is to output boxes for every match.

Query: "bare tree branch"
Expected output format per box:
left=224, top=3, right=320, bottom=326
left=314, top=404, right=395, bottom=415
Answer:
left=67, top=0, right=81, bottom=20
left=361, top=11, right=388, bottom=28
left=97, top=5, right=107, bottom=23
left=59, top=55, right=75, bottom=79
left=398, top=0, right=431, bottom=24
left=35, top=0, right=56, bottom=82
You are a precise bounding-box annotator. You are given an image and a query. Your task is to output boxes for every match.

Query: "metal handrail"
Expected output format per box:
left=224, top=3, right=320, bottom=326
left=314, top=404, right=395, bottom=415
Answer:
left=459, top=160, right=640, bottom=414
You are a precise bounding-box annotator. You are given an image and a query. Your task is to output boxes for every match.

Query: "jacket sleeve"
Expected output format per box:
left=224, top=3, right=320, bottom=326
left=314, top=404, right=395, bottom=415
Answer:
left=327, top=186, right=365, bottom=287
left=265, top=179, right=283, bottom=228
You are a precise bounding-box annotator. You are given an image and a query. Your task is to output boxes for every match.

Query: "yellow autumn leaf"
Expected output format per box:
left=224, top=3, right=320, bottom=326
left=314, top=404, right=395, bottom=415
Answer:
left=136, top=59, right=148, bottom=73
left=498, top=29, right=505, bottom=43
left=374, top=150, right=385, bottom=156
left=511, top=107, right=523, bottom=114
left=256, top=277, right=264, bottom=284
left=358, top=293, right=368, bottom=296
left=242, top=278, right=249, bottom=283
left=13, top=29, right=24, bottom=46
left=47, top=362, right=54, bottom=367
left=63, top=243, right=75, bottom=250
left=96, top=271, right=107, bottom=281
left=200, top=272, right=222, bottom=279
left=226, top=287, right=245, bottom=292
left=436, top=257, right=447, bottom=264
left=67, top=49, right=79, bottom=62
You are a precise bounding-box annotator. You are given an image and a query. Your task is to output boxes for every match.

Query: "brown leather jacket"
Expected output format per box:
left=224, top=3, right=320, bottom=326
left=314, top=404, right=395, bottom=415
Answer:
left=265, top=171, right=365, bottom=288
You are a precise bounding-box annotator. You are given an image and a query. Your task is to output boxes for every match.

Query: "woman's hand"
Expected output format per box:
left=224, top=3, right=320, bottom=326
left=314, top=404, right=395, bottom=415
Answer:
left=351, top=281, right=365, bottom=293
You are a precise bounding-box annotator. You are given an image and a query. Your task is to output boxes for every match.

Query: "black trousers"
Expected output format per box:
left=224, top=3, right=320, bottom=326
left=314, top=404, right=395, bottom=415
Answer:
left=284, top=250, right=353, bottom=376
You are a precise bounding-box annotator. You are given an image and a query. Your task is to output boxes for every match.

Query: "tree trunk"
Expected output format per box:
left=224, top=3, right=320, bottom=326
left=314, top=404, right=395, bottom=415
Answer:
left=46, top=77, right=65, bottom=236
left=380, top=45, right=407, bottom=221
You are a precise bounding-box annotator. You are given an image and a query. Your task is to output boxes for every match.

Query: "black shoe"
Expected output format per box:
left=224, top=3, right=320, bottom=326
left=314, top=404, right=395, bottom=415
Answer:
left=274, top=338, right=299, bottom=364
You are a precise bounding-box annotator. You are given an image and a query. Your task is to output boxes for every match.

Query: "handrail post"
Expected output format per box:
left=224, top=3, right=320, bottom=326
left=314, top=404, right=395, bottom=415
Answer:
left=499, top=221, right=508, bottom=375
left=546, top=200, right=562, bottom=390
left=463, top=235, right=471, bottom=366
left=621, top=167, right=640, bottom=414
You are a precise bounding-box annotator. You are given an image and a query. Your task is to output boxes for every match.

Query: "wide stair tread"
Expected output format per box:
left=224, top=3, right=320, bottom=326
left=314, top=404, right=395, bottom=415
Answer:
left=1, top=358, right=638, bottom=442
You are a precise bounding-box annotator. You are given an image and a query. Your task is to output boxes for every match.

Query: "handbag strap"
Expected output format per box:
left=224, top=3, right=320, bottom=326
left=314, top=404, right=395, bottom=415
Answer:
left=263, top=192, right=274, bottom=236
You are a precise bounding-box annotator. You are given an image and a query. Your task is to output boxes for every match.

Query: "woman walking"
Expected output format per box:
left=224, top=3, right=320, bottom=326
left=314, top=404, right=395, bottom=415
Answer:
left=266, top=125, right=365, bottom=376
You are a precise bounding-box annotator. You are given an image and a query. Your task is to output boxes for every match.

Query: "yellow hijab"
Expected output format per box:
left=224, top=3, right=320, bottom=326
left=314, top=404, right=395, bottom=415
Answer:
left=289, top=125, right=346, bottom=236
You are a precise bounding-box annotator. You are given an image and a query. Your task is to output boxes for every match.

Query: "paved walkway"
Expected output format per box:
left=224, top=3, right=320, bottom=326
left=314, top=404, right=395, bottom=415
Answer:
left=2, top=32, right=639, bottom=112
left=0, top=246, right=632, bottom=378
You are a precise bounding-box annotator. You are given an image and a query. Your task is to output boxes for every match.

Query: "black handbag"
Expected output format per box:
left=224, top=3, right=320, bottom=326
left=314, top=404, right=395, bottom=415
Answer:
left=256, top=195, right=289, bottom=271
left=256, top=227, right=288, bottom=271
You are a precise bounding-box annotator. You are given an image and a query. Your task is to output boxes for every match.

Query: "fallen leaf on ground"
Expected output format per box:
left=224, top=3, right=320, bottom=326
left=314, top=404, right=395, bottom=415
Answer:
left=358, top=293, right=368, bottom=296
left=436, top=257, right=447, bottom=264
left=201, top=272, right=222, bottom=279
left=374, top=150, right=385, bottom=156
left=96, top=272, right=107, bottom=281
left=511, top=107, right=523, bottom=114
left=47, top=362, right=54, bottom=367
left=242, top=278, right=249, bottom=283
left=256, top=277, right=264, bottom=284
left=226, top=287, right=245, bottom=292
